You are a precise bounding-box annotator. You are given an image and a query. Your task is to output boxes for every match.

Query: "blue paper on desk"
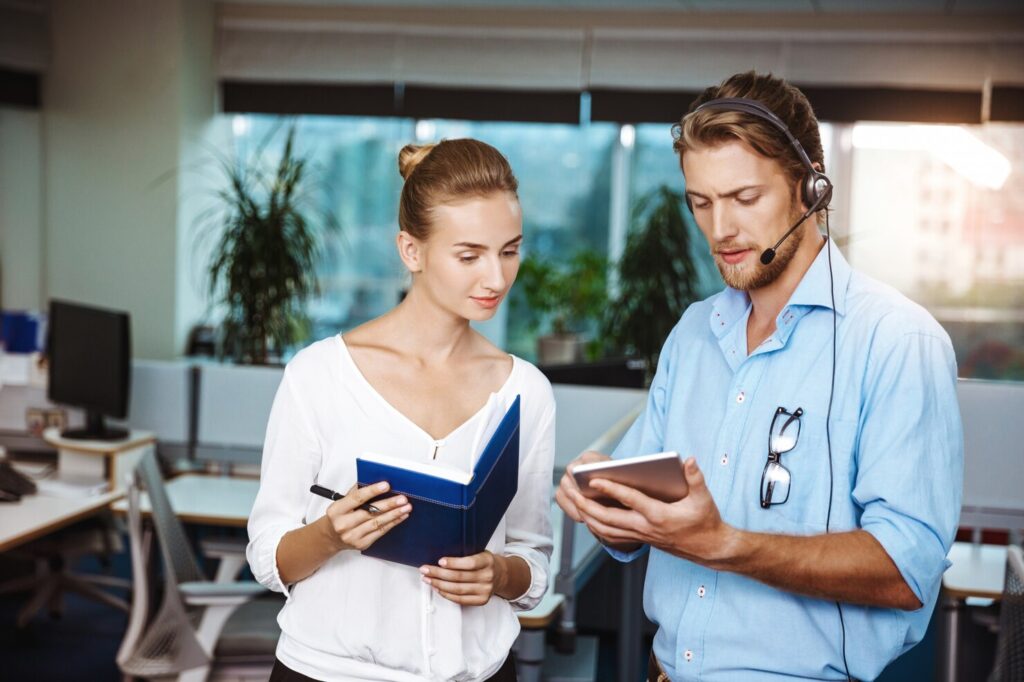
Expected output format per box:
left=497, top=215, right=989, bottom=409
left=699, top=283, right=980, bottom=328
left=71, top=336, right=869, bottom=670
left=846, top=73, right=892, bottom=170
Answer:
left=356, top=395, right=520, bottom=568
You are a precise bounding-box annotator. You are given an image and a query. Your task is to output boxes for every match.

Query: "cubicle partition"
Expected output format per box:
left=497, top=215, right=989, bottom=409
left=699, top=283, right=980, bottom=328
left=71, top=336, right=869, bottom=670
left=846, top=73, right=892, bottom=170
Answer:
left=193, top=363, right=283, bottom=465
left=957, top=379, right=1024, bottom=536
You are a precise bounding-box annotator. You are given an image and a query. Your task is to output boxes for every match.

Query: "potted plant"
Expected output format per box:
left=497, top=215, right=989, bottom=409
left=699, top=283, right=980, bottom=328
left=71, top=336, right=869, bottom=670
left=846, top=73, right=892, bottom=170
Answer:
left=516, top=249, right=608, bottom=364
left=603, top=185, right=701, bottom=381
left=201, top=126, right=337, bottom=365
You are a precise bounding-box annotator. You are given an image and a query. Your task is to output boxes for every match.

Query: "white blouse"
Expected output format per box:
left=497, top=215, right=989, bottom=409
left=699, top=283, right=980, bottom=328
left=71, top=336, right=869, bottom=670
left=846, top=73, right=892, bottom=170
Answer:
left=246, top=336, right=556, bottom=682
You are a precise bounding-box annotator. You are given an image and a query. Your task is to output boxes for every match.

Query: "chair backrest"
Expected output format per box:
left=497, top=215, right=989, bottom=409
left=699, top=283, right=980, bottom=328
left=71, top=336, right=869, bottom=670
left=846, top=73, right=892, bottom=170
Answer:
left=134, top=450, right=205, bottom=586
left=990, top=545, right=1024, bottom=681
left=117, top=450, right=209, bottom=677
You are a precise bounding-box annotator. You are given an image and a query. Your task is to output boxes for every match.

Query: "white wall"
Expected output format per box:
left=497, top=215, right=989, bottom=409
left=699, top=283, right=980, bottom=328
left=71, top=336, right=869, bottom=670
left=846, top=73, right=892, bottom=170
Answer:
left=0, top=107, right=44, bottom=311
left=42, top=0, right=218, bottom=359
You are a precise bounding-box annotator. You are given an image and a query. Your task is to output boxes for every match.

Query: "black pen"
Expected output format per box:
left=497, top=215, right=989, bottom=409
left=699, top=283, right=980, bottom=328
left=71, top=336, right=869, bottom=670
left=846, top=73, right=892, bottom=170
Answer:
left=309, top=484, right=343, bottom=501
left=310, top=483, right=383, bottom=514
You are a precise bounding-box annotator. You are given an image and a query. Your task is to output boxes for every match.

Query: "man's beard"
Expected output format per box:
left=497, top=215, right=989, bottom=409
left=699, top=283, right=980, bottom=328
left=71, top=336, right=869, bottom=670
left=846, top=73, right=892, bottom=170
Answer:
left=714, top=211, right=807, bottom=292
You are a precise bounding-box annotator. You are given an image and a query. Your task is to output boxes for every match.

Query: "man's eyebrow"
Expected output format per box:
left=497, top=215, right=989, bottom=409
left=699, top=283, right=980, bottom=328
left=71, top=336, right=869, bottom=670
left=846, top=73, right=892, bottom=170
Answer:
left=452, top=235, right=523, bottom=249
left=687, top=185, right=765, bottom=200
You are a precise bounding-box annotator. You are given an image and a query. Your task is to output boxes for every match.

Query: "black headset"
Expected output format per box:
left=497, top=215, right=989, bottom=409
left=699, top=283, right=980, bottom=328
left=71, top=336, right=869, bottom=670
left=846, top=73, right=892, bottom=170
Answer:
left=684, top=97, right=834, bottom=265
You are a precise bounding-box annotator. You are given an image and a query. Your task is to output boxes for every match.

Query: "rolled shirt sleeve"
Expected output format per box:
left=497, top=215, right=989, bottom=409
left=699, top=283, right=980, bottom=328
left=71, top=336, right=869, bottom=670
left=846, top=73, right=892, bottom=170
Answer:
left=854, top=321, right=963, bottom=609
left=246, top=367, right=323, bottom=600
left=501, top=394, right=556, bottom=611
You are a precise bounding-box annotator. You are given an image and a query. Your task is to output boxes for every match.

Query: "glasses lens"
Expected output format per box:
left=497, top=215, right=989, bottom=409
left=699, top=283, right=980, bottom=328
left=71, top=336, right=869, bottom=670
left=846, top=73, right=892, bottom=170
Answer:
left=770, top=410, right=801, bottom=455
left=761, top=461, right=791, bottom=507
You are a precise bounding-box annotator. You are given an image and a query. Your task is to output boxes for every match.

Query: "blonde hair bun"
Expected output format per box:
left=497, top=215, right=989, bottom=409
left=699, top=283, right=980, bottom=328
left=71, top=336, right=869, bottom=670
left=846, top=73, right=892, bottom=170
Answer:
left=398, top=143, right=437, bottom=180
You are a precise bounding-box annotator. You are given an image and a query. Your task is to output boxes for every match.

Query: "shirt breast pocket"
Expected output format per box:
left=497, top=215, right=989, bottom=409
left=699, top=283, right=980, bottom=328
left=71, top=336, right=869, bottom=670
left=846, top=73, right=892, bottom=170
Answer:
left=766, top=414, right=859, bottom=533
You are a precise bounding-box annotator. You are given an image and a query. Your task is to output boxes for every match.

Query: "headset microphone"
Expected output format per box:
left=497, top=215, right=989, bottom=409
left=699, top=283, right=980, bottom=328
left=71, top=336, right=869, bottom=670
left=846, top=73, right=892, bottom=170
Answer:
left=759, top=189, right=830, bottom=265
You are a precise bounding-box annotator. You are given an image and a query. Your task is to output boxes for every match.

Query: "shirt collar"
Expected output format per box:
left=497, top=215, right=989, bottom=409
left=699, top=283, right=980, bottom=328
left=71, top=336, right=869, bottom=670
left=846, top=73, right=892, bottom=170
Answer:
left=709, top=237, right=852, bottom=340
left=786, top=237, right=851, bottom=317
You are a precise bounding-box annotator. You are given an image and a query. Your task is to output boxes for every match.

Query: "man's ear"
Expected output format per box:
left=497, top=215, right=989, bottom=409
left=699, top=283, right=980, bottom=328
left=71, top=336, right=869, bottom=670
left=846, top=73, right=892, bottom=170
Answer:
left=396, top=230, right=424, bottom=273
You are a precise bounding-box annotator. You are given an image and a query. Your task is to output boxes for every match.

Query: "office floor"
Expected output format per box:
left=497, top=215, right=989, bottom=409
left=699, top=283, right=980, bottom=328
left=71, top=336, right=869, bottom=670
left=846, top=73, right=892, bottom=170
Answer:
left=0, top=549, right=996, bottom=682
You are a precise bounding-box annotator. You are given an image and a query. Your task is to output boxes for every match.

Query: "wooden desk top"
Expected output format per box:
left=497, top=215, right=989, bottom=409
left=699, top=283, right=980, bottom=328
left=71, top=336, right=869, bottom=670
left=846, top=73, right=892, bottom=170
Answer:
left=943, top=541, right=1008, bottom=601
left=43, top=427, right=155, bottom=455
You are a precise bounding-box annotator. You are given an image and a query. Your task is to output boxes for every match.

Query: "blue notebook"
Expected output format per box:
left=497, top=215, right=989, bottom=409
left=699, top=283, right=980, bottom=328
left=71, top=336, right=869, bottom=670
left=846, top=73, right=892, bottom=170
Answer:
left=355, top=395, right=521, bottom=568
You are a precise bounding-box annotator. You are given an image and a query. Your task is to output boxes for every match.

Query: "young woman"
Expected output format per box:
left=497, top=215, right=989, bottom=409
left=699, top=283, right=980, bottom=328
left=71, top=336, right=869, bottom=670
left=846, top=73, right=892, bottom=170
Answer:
left=247, top=139, right=556, bottom=682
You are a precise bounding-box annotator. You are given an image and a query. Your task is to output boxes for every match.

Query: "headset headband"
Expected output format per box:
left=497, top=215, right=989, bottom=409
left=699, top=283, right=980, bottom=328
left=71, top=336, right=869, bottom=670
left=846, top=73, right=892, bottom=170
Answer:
left=692, top=97, right=817, bottom=175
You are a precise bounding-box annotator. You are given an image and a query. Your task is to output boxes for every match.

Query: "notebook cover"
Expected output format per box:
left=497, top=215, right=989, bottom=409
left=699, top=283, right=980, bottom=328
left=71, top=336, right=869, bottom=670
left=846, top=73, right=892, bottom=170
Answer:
left=356, top=396, right=520, bottom=567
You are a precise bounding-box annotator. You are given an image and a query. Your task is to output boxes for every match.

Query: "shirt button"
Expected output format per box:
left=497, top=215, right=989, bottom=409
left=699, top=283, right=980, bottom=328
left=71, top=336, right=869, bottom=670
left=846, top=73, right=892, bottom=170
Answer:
left=698, top=585, right=706, bottom=598
left=736, top=391, right=745, bottom=403
left=720, top=453, right=728, bottom=466
left=684, top=649, right=694, bottom=662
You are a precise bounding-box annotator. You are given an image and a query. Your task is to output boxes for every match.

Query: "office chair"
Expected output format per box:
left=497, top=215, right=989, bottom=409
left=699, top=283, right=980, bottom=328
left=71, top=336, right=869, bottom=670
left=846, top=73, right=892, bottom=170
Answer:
left=989, top=545, right=1024, bottom=681
left=117, top=451, right=280, bottom=682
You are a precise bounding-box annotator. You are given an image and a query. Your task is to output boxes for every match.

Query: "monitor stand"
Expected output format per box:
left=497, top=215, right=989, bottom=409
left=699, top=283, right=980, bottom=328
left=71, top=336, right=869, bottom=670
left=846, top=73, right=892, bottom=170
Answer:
left=61, top=411, right=129, bottom=442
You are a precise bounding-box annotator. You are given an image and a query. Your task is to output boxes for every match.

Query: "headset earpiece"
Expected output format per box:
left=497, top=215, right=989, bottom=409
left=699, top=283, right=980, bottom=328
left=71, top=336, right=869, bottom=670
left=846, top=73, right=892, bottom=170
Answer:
left=803, top=171, right=833, bottom=213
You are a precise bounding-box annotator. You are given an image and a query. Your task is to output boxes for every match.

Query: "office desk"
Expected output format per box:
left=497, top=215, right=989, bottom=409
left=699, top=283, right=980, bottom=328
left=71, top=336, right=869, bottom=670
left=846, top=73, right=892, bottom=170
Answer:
left=939, top=542, right=1008, bottom=682
left=0, top=489, right=123, bottom=553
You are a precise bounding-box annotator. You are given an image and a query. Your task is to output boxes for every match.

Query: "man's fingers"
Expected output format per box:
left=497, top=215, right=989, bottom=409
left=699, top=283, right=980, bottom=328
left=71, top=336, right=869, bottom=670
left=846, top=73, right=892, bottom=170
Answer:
left=556, top=486, right=583, bottom=522
left=582, top=512, right=641, bottom=544
left=683, top=457, right=707, bottom=493
left=590, top=478, right=656, bottom=514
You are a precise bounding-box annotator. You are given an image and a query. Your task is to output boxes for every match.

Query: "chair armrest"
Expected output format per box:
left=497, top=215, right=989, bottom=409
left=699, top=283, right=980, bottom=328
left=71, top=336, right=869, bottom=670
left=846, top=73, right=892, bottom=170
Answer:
left=199, top=535, right=248, bottom=559
left=180, top=580, right=267, bottom=606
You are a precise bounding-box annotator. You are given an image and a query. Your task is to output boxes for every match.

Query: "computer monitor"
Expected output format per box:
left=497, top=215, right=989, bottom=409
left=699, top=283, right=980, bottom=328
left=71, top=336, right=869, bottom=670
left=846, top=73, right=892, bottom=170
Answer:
left=47, top=299, right=131, bottom=441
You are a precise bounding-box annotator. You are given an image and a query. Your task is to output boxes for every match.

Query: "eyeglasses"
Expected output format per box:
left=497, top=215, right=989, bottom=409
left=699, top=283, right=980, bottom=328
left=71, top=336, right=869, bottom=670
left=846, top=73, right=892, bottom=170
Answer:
left=760, top=406, right=803, bottom=509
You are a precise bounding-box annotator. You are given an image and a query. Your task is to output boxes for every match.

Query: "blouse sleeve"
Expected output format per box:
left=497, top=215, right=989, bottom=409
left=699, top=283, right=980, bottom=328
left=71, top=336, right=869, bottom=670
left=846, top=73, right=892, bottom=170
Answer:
left=246, top=366, right=322, bottom=600
left=500, top=387, right=556, bottom=611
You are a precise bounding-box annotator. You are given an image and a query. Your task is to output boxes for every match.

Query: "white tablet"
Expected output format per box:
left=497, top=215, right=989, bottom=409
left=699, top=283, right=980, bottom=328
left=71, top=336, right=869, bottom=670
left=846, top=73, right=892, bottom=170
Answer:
left=572, top=451, right=688, bottom=507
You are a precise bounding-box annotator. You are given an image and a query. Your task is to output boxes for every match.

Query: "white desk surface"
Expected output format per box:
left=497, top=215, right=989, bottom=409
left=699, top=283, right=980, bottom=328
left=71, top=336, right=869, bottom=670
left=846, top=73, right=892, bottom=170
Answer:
left=0, top=489, right=124, bottom=553
left=111, top=473, right=598, bottom=627
left=111, top=473, right=259, bottom=528
left=943, top=541, right=1008, bottom=600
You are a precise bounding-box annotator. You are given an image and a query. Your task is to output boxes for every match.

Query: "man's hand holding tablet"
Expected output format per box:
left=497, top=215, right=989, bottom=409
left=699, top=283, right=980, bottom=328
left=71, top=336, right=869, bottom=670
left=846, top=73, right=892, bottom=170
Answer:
left=571, top=452, right=689, bottom=507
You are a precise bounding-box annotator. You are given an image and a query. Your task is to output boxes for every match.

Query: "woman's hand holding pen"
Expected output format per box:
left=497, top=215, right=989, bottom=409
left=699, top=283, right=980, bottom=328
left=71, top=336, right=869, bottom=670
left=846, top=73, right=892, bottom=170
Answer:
left=324, top=482, right=412, bottom=552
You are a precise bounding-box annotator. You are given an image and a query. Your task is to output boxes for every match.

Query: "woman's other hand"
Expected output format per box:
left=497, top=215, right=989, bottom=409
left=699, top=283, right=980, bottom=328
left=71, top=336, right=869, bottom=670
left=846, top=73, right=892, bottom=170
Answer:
left=420, top=551, right=528, bottom=606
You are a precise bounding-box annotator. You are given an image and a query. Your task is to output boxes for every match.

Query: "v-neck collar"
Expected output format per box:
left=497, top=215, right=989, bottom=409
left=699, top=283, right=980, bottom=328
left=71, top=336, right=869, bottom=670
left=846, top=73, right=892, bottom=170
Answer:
left=336, top=334, right=518, bottom=443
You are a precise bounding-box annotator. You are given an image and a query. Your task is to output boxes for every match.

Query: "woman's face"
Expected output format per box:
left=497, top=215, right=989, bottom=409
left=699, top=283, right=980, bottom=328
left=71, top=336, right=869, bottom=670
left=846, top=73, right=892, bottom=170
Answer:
left=409, top=191, right=523, bottom=322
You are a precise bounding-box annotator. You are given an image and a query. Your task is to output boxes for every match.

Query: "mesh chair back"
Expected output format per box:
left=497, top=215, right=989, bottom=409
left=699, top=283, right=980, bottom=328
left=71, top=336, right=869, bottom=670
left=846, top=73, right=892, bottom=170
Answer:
left=990, top=545, right=1024, bottom=682
left=136, top=449, right=205, bottom=586
left=117, top=451, right=209, bottom=677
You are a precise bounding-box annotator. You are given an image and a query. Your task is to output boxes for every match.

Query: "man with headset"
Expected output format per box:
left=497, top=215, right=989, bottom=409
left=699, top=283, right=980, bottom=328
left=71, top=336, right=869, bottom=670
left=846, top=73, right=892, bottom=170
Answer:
left=556, top=71, right=962, bottom=681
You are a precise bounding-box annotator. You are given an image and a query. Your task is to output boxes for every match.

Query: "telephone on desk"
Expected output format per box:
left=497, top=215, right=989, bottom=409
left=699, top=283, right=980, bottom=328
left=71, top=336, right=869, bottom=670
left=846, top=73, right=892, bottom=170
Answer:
left=0, top=459, right=37, bottom=502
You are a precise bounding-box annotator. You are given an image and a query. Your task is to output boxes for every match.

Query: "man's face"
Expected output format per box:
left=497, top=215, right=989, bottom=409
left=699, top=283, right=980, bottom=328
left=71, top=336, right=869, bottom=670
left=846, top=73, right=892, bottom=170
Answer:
left=682, top=140, right=804, bottom=292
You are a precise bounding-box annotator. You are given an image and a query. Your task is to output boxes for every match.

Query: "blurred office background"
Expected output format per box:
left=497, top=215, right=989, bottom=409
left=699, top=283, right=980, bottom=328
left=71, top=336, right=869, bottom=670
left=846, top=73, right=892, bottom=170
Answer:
left=0, top=1, right=1023, bottom=681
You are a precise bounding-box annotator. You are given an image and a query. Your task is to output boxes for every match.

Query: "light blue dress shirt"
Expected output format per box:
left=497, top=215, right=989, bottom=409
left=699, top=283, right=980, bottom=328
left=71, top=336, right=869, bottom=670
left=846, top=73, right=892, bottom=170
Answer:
left=609, top=239, right=963, bottom=681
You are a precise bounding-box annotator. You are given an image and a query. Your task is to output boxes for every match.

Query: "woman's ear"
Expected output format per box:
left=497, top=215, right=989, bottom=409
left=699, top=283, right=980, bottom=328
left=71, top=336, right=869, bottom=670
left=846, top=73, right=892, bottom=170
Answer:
left=396, top=231, right=424, bottom=273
